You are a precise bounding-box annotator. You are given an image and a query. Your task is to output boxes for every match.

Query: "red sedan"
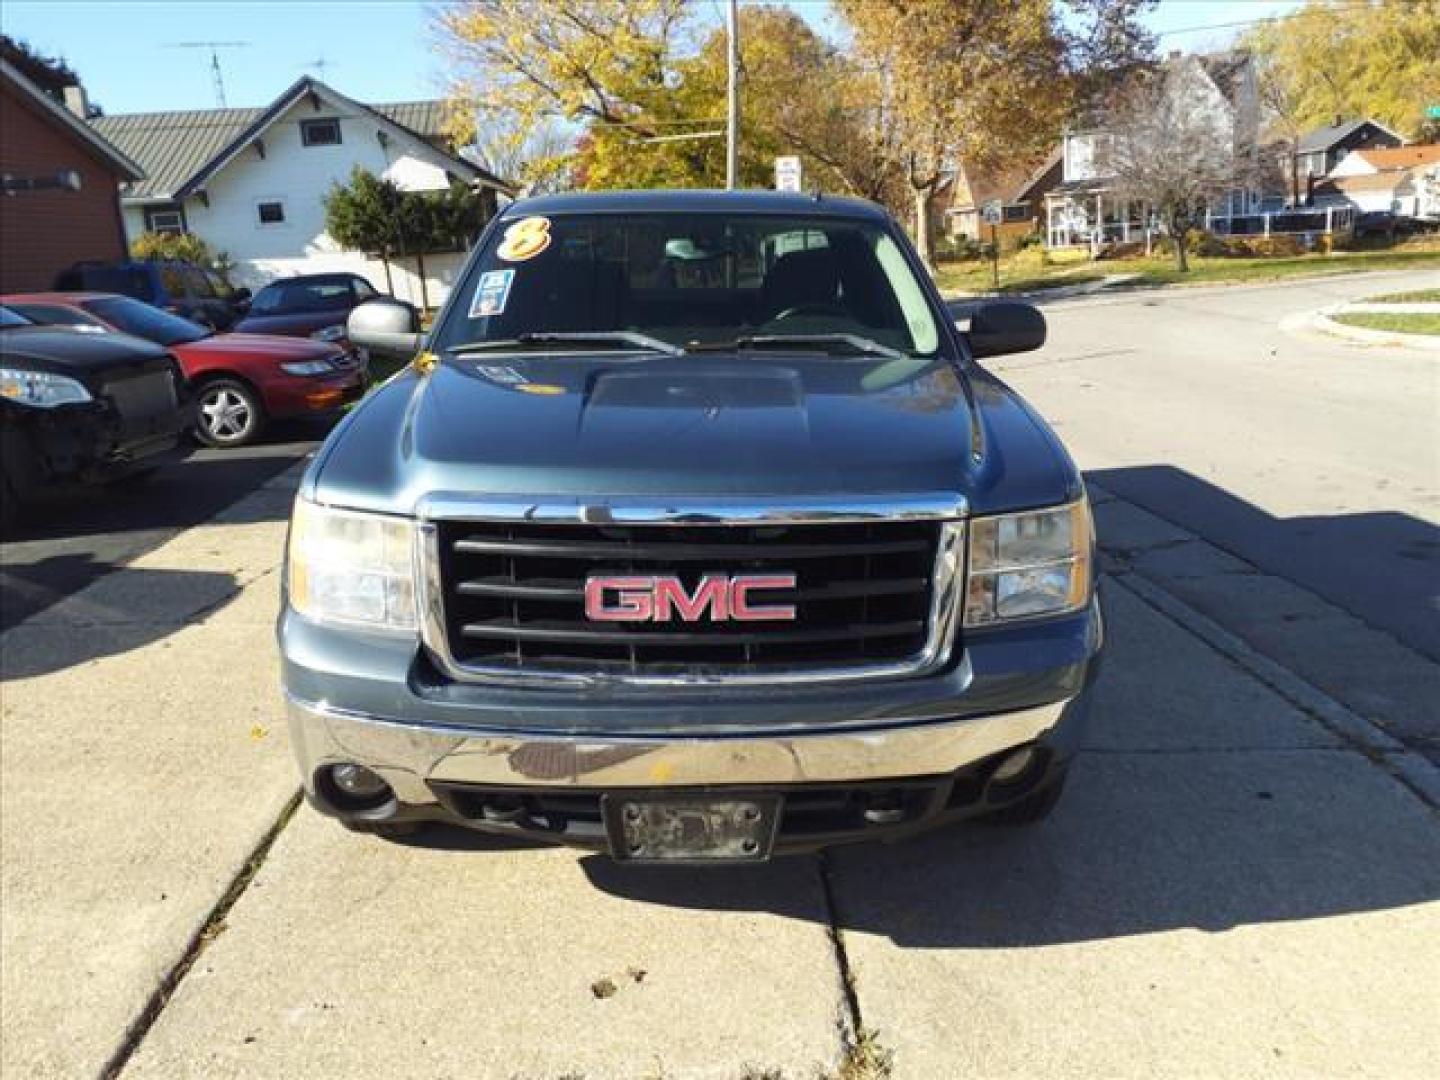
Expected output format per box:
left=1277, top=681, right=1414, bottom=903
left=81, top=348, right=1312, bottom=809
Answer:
left=3, top=293, right=367, bottom=447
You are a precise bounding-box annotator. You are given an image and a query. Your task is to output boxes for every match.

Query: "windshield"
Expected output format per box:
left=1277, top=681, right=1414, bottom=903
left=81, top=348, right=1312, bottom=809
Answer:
left=0, top=305, right=33, bottom=329
left=82, top=297, right=209, bottom=346
left=431, top=212, right=942, bottom=357
left=250, top=278, right=355, bottom=315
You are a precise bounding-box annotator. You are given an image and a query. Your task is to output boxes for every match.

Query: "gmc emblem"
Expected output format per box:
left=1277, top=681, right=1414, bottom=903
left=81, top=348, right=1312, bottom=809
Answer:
left=584, top=574, right=797, bottom=623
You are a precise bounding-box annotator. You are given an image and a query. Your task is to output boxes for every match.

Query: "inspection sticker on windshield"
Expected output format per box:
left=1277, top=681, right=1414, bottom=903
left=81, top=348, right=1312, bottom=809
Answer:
left=469, top=268, right=516, bottom=318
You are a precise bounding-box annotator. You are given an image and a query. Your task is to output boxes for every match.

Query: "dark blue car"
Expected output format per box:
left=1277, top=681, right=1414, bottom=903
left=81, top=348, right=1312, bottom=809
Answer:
left=280, top=190, right=1103, bottom=862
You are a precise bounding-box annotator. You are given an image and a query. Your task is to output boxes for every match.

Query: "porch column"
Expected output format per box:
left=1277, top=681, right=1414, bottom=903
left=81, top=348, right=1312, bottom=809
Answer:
left=1325, top=207, right=1334, bottom=235
left=1264, top=213, right=1271, bottom=238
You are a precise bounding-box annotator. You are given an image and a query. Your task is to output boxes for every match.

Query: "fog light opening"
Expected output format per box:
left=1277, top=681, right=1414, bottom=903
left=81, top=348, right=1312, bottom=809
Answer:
left=863, top=790, right=909, bottom=826
left=990, top=746, right=1040, bottom=786
left=320, top=763, right=395, bottom=814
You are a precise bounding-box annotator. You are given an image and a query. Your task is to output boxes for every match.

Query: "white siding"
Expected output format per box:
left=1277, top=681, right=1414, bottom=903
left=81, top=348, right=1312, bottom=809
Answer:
left=159, top=95, right=474, bottom=306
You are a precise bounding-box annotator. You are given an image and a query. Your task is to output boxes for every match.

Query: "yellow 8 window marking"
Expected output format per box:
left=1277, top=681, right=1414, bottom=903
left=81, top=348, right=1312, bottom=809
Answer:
left=497, top=216, right=552, bottom=262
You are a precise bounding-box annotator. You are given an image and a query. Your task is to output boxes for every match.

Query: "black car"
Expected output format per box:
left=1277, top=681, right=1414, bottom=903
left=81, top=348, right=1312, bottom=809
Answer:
left=53, top=259, right=249, bottom=329
left=0, top=305, right=190, bottom=523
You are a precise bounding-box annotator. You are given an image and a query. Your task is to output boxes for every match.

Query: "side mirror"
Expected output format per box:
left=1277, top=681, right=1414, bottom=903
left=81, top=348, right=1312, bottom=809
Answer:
left=955, top=300, right=1046, bottom=359
left=347, top=298, right=423, bottom=358
left=231, top=286, right=252, bottom=313
left=232, top=286, right=252, bottom=302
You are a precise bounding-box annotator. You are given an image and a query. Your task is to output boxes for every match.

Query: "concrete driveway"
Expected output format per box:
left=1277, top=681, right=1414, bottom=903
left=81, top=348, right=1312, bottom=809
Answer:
left=2, top=269, right=1437, bottom=1078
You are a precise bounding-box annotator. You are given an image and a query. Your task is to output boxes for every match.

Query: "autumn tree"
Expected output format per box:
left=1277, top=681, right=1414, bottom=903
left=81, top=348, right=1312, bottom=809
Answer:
left=1245, top=0, right=1440, bottom=140
left=1100, top=63, right=1242, bottom=272
left=834, top=0, right=1154, bottom=267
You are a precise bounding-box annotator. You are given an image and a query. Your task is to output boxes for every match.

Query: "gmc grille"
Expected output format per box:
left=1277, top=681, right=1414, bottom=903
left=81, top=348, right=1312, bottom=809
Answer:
left=433, top=520, right=941, bottom=676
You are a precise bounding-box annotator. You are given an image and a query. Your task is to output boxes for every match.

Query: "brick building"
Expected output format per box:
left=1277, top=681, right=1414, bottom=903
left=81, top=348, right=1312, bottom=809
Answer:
left=0, top=56, right=142, bottom=293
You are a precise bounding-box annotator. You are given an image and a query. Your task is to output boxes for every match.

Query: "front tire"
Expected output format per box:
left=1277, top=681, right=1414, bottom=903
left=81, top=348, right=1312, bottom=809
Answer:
left=340, top=819, right=423, bottom=840
left=194, top=378, right=265, bottom=448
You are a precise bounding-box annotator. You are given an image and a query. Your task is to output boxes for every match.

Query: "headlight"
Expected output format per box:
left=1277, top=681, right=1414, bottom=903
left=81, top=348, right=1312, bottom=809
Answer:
left=310, top=325, right=346, bottom=342
left=287, top=498, right=417, bottom=630
left=280, top=359, right=335, bottom=376
left=0, top=368, right=92, bottom=408
left=964, top=498, right=1093, bottom=626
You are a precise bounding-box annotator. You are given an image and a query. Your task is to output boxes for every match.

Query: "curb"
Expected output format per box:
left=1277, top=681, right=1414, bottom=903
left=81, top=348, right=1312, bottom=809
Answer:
left=1112, top=572, right=1440, bottom=811
left=1311, top=305, right=1440, bottom=350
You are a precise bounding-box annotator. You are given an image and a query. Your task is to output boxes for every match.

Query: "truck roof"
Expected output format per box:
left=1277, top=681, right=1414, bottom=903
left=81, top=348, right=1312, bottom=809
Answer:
left=501, top=189, right=891, bottom=222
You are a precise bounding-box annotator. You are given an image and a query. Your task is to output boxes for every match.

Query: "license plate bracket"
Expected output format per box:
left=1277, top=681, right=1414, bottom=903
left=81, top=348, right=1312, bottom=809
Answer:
left=603, top=793, right=782, bottom=863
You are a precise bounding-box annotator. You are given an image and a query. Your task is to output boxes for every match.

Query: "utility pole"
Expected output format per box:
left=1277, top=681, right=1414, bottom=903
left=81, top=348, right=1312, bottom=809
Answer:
left=167, top=42, right=251, bottom=108
left=725, top=0, right=739, bottom=189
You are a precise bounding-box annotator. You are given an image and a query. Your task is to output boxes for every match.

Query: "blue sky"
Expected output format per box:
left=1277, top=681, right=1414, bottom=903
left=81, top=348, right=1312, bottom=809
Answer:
left=5, top=0, right=1302, bottom=116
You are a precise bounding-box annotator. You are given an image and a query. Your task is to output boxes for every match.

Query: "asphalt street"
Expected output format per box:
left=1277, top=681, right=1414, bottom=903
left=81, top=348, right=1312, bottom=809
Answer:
left=0, top=420, right=324, bottom=631
left=1, top=268, right=1437, bottom=1078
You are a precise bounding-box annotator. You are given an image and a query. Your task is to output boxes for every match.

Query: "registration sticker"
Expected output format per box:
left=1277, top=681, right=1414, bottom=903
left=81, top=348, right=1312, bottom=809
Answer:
left=496, top=216, right=552, bottom=262
left=469, top=268, right=516, bottom=318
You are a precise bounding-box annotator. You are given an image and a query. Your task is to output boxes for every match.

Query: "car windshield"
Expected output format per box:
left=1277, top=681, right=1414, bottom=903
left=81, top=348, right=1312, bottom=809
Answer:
left=82, top=296, right=210, bottom=346
left=431, top=212, right=943, bottom=357
left=78, top=266, right=152, bottom=300
left=250, top=278, right=354, bottom=315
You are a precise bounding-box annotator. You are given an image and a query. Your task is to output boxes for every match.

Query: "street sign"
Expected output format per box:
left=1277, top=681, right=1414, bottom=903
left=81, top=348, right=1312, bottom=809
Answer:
left=981, top=199, right=1003, bottom=225
left=774, top=155, right=802, bottom=193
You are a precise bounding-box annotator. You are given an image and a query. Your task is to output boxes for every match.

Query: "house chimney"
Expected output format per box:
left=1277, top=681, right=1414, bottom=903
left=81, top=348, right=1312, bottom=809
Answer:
left=1168, top=49, right=1182, bottom=60
left=1333, top=113, right=1342, bottom=128
left=62, top=84, right=88, bottom=119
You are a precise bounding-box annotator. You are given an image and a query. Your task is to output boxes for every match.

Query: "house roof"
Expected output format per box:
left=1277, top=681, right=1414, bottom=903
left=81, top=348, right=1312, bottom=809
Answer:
left=91, top=77, right=508, bottom=201
left=1298, top=117, right=1402, bottom=153
left=1, top=59, right=144, bottom=181
left=1350, top=145, right=1440, bottom=170
left=1314, top=171, right=1415, bottom=197
left=1011, top=146, right=1063, bottom=202
left=1198, top=51, right=1250, bottom=106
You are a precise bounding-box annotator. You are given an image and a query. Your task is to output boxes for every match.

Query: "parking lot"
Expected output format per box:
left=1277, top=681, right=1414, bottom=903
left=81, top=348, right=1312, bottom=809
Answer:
left=2, top=269, right=1437, bottom=1079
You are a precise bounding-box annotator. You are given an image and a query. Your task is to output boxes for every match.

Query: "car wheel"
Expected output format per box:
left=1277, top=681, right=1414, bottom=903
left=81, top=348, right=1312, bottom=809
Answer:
left=976, top=766, right=1068, bottom=826
left=194, top=378, right=265, bottom=447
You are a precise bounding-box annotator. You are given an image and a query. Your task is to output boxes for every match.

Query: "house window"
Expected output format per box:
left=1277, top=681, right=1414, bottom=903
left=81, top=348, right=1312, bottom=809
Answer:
left=300, top=118, right=342, bottom=147
left=1002, top=204, right=1031, bottom=223
left=144, top=205, right=185, bottom=235
left=257, top=200, right=286, bottom=225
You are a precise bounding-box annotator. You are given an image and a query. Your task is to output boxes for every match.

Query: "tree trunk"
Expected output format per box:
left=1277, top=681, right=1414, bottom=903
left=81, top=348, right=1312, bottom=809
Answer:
left=416, top=249, right=430, bottom=313
left=1173, top=224, right=1189, bottom=273
left=1290, top=139, right=1301, bottom=208
left=379, top=253, right=394, bottom=295
left=912, top=188, right=934, bottom=271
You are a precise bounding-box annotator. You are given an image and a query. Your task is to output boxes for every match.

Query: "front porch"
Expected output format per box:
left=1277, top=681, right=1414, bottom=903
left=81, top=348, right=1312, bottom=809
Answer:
left=1044, top=187, right=1351, bottom=249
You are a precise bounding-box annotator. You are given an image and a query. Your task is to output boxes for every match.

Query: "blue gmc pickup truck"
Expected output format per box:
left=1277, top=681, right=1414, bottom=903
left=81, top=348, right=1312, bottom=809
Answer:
left=279, top=190, right=1102, bottom=863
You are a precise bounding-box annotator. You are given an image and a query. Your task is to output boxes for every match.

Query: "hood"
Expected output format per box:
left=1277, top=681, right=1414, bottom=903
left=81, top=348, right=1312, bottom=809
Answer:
left=308, top=352, right=1080, bottom=517
left=233, top=311, right=345, bottom=336
left=0, top=326, right=169, bottom=376
left=176, top=332, right=341, bottom=361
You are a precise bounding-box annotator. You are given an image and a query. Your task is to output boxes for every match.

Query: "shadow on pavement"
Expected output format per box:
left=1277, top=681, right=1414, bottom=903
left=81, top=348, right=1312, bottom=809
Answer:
left=1088, top=465, right=1440, bottom=662
left=0, top=564, right=238, bottom=677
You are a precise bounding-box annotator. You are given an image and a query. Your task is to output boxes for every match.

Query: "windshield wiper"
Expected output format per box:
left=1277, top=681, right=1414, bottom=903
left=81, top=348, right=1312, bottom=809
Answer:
left=445, top=331, right=682, bottom=357
left=695, top=333, right=908, bottom=361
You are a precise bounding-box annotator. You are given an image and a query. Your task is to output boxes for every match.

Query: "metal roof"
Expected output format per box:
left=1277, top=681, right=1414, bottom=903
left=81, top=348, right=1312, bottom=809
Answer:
left=501, top=189, right=892, bottom=220
left=91, top=84, right=478, bottom=201
left=1298, top=118, right=1402, bottom=153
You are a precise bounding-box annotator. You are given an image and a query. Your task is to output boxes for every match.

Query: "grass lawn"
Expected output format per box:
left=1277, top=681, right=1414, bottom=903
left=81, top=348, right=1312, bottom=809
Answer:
left=1332, top=312, right=1440, bottom=336
left=1363, top=289, right=1440, bottom=304
left=933, top=243, right=1440, bottom=296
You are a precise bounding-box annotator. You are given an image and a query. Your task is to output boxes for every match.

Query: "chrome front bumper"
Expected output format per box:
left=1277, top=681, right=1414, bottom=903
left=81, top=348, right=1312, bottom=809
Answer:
left=287, top=692, right=1081, bottom=809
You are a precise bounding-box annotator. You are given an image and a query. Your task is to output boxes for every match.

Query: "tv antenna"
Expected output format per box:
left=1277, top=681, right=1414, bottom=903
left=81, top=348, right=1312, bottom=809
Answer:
left=304, top=56, right=335, bottom=80
left=167, top=41, right=251, bottom=107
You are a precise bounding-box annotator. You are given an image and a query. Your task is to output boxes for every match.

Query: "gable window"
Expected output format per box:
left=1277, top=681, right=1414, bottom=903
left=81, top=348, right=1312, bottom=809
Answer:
left=257, top=200, right=286, bottom=225
left=144, top=205, right=186, bottom=235
left=1002, top=204, right=1031, bottom=223
left=300, top=118, right=342, bottom=147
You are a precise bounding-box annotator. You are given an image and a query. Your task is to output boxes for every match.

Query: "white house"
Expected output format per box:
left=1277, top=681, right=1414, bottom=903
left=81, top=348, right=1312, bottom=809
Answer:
left=91, top=78, right=512, bottom=304
left=1044, top=51, right=1261, bottom=248
left=1316, top=144, right=1440, bottom=219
